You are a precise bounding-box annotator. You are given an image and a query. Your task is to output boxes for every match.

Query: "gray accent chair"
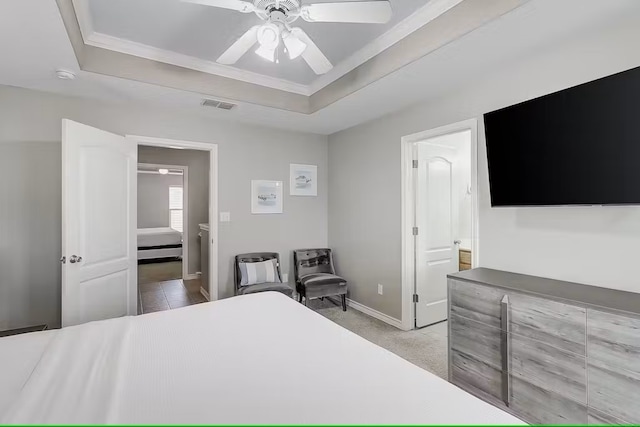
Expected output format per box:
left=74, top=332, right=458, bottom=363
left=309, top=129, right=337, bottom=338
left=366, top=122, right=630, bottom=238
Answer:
left=294, top=248, right=347, bottom=311
left=234, top=252, right=293, bottom=297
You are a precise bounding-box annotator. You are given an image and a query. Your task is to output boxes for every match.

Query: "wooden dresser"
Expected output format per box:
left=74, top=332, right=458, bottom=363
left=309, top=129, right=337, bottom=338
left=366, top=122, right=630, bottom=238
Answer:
left=447, top=268, right=640, bottom=425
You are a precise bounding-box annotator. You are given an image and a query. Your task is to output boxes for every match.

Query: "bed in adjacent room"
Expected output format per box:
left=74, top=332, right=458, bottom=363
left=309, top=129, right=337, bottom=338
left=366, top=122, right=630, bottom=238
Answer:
left=0, top=292, right=523, bottom=424
left=137, top=227, right=183, bottom=261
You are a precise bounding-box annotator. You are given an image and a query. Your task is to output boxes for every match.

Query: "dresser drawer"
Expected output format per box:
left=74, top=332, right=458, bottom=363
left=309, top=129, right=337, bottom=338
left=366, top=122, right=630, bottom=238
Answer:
left=449, top=279, right=505, bottom=328
left=509, top=292, right=586, bottom=355
left=587, top=310, right=640, bottom=424
left=589, top=408, right=628, bottom=425
left=588, top=364, right=640, bottom=424
left=450, top=349, right=503, bottom=404
left=510, top=333, right=586, bottom=404
left=510, top=376, right=587, bottom=424
left=587, top=310, right=640, bottom=378
left=450, top=313, right=502, bottom=370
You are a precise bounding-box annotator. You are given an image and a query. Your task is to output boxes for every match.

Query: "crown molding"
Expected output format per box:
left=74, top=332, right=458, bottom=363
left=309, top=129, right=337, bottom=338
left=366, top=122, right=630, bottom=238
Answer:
left=71, top=0, right=93, bottom=41
left=73, top=0, right=310, bottom=95
left=59, top=0, right=527, bottom=114
left=85, top=32, right=312, bottom=96
left=308, top=0, right=464, bottom=94
left=70, top=0, right=462, bottom=96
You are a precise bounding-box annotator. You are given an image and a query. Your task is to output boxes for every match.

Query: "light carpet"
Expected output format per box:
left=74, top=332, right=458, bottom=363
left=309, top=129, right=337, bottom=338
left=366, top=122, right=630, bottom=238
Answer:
left=307, top=297, right=448, bottom=380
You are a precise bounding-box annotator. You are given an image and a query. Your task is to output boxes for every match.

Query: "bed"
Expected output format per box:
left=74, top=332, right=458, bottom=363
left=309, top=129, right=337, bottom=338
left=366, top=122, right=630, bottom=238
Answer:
left=0, top=293, right=523, bottom=424
left=137, top=227, right=183, bottom=261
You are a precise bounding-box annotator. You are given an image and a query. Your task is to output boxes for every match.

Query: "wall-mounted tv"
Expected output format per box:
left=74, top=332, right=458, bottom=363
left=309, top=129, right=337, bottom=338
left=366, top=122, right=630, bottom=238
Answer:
left=484, top=65, right=640, bottom=207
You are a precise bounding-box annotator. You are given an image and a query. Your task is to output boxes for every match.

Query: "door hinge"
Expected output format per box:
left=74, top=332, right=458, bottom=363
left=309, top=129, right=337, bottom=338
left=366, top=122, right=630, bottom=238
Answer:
left=412, top=159, right=418, bottom=169
left=60, top=256, right=66, bottom=264
left=412, top=226, right=418, bottom=236
left=413, top=294, right=419, bottom=303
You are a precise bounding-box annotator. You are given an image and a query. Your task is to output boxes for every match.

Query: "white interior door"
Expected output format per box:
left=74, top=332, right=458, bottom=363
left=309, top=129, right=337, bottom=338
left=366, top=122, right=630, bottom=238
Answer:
left=415, top=142, right=460, bottom=328
left=62, top=119, right=137, bottom=327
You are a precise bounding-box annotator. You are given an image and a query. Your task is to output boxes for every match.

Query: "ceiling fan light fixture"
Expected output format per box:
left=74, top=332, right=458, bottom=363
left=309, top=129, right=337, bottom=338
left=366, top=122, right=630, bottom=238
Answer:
left=282, top=31, right=307, bottom=59
left=255, top=45, right=276, bottom=62
left=257, top=23, right=280, bottom=49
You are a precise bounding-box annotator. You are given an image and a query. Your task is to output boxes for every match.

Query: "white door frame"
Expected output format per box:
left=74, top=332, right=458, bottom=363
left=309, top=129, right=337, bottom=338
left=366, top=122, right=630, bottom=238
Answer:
left=137, top=162, right=190, bottom=281
left=128, top=135, right=219, bottom=301
left=400, top=118, right=479, bottom=331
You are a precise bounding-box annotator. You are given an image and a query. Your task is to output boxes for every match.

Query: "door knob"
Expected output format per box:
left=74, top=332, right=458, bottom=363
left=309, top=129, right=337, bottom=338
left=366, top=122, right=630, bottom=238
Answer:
left=69, top=255, right=83, bottom=264
left=454, top=240, right=461, bottom=245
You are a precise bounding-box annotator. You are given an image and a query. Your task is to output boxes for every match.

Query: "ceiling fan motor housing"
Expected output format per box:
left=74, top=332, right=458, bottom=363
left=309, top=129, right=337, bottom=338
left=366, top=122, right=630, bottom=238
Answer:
left=254, top=0, right=301, bottom=24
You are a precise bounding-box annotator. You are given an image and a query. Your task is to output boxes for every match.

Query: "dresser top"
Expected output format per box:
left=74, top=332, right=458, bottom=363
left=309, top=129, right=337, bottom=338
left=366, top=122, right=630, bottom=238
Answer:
left=448, top=268, right=640, bottom=316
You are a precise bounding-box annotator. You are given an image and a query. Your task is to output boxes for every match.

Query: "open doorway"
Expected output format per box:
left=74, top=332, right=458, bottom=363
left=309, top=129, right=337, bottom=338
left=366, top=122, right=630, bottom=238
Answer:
left=136, top=144, right=212, bottom=314
left=137, top=163, right=187, bottom=285
left=401, top=119, right=479, bottom=330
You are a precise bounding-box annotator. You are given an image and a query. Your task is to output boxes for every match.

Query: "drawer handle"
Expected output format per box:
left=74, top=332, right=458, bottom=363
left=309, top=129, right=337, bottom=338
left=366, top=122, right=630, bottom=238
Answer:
left=501, top=294, right=510, bottom=406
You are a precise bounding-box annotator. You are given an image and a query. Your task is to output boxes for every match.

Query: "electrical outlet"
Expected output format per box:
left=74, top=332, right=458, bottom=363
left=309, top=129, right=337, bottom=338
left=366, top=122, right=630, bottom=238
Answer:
left=219, top=212, right=231, bottom=222
left=378, top=284, right=383, bottom=295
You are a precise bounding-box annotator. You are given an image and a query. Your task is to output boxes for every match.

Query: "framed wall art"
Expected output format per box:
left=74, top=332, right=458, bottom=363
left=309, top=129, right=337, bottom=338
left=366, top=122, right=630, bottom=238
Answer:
left=251, top=180, right=283, bottom=214
left=290, top=164, right=317, bottom=197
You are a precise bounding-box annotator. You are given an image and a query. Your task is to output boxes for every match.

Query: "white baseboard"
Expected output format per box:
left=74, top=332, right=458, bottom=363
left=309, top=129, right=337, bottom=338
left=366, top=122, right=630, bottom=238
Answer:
left=346, top=298, right=405, bottom=330
left=200, top=287, right=210, bottom=301
left=184, top=273, right=200, bottom=281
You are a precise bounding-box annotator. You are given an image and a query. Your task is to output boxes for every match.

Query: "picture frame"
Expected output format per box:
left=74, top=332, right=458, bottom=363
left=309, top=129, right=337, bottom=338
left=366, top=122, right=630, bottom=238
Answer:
left=289, top=164, right=317, bottom=197
left=251, top=180, right=283, bottom=214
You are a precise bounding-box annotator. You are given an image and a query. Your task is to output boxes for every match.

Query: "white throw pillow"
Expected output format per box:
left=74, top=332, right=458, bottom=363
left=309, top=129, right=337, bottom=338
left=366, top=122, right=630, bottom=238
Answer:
left=239, top=259, right=281, bottom=286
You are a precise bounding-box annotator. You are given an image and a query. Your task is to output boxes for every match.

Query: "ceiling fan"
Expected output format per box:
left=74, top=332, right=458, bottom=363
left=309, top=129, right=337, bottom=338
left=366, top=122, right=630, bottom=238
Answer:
left=181, top=0, right=393, bottom=74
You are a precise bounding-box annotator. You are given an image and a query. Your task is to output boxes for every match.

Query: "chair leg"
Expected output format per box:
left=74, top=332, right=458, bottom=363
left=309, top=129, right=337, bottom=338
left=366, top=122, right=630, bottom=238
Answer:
left=341, top=294, right=347, bottom=312
left=298, top=292, right=303, bottom=303
left=304, top=296, right=309, bottom=307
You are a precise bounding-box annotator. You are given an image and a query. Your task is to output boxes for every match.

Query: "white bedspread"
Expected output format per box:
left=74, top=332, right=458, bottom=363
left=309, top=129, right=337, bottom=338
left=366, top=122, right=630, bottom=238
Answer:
left=0, top=293, right=523, bottom=424
left=137, top=227, right=182, bottom=247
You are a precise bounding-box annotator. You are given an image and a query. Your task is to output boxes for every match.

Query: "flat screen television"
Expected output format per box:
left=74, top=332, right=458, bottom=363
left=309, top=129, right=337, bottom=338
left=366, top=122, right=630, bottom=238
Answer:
left=484, top=65, right=640, bottom=207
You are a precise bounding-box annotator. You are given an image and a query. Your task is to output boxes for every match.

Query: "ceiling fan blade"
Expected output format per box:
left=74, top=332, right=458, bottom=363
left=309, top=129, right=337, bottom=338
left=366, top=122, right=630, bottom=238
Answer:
left=217, top=25, right=260, bottom=65
left=181, top=0, right=255, bottom=13
left=291, top=28, right=332, bottom=75
left=301, top=1, right=392, bottom=24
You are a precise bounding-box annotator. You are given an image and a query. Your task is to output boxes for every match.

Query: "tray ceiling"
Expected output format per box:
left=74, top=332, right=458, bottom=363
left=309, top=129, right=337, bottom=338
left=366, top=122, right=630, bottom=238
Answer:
left=83, top=0, right=429, bottom=87
left=4, top=0, right=638, bottom=134
left=61, top=0, right=527, bottom=113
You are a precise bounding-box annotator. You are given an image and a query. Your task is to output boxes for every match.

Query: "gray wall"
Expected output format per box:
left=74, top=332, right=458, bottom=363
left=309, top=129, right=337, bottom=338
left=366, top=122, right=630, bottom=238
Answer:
left=328, top=19, right=640, bottom=320
left=0, top=86, right=327, bottom=328
left=138, top=147, right=209, bottom=275
left=0, top=143, right=61, bottom=330
left=137, top=173, right=183, bottom=228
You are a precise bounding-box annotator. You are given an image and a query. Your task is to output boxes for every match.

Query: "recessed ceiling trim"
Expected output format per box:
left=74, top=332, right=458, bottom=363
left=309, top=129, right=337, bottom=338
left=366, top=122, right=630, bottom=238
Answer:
left=307, top=0, right=464, bottom=94
left=81, top=43, right=311, bottom=112
left=70, top=0, right=466, bottom=96
left=57, top=0, right=527, bottom=114
left=72, top=0, right=310, bottom=96
left=71, top=0, right=93, bottom=41
left=85, top=31, right=312, bottom=96
left=309, top=0, right=528, bottom=112
left=58, top=0, right=310, bottom=112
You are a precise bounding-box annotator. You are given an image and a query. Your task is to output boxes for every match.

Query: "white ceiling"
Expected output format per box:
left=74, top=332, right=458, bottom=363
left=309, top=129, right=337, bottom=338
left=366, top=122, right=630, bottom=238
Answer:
left=1, top=0, right=640, bottom=135
left=86, top=0, right=428, bottom=86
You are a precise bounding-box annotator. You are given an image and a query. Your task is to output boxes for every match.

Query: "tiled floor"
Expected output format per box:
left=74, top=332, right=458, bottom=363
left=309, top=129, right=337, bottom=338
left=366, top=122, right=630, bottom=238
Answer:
left=138, top=261, right=182, bottom=286
left=138, top=278, right=207, bottom=314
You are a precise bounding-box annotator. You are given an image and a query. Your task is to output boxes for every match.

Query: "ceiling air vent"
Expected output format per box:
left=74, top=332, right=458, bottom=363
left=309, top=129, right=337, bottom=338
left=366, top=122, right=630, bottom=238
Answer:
left=202, top=99, right=236, bottom=110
